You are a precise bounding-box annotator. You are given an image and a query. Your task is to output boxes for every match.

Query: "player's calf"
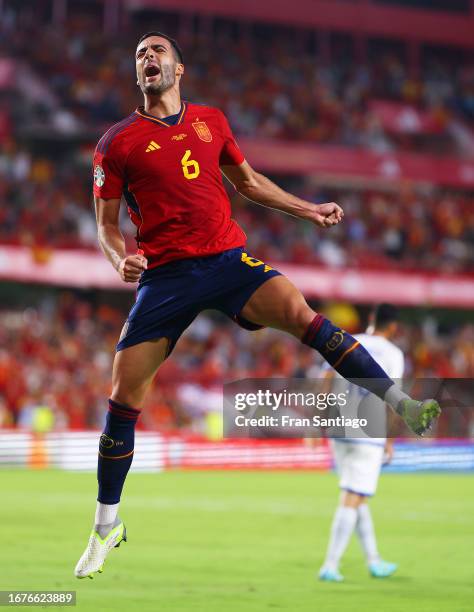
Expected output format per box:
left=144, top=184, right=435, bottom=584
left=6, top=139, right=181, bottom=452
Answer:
left=301, top=314, right=441, bottom=435
left=302, top=314, right=395, bottom=399
left=74, top=399, right=139, bottom=579
left=97, top=399, right=140, bottom=504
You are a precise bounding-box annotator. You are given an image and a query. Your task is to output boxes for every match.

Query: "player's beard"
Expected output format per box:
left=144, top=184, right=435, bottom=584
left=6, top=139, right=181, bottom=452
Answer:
left=141, top=63, right=176, bottom=95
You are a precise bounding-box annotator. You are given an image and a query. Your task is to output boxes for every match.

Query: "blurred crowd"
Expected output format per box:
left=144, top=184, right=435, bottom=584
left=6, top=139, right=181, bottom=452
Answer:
left=0, top=141, right=472, bottom=272
left=1, top=7, right=473, bottom=150
left=236, top=185, right=474, bottom=273
left=0, top=7, right=473, bottom=272
left=0, top=294, right=472, bottom=435
left=0, top=7, right=472, bottom=438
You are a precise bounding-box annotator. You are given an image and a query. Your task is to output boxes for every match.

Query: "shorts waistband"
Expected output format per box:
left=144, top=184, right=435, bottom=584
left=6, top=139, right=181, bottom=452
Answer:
left=140, top=247, right=245, bottom=282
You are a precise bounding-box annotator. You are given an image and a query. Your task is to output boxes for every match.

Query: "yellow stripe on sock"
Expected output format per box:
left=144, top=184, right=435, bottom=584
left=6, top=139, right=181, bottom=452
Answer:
left=332, top=341, right=360, bottom=370
left=98, top=450, right=134, bottom=460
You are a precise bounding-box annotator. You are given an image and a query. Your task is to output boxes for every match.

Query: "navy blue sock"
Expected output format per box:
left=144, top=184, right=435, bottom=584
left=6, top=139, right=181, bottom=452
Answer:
left=302, top=315, right=394, bottom=400
left=97, top=399, right=140, bottom=504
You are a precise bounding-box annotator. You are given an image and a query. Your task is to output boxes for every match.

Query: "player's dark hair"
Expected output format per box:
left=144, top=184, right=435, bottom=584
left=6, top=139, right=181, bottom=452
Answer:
left=373, top=303, right=399, bottom=329
left=137, top=31, right=184, bottom=64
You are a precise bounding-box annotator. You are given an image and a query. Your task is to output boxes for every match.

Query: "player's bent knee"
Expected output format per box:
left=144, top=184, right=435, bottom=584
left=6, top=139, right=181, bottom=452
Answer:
left=342, top=491, right=364, bottom=508
left=111, top=384, right=149, bottom=411
left=285, top=304, right=316, bottom=338
left=111, top=340, right=168, bottom=409
left=111, top=366, right=156, bottom=408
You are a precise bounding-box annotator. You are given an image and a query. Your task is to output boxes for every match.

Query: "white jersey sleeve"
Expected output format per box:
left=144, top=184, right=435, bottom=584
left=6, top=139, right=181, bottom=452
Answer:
left=355, top=333, right=405, bottom=380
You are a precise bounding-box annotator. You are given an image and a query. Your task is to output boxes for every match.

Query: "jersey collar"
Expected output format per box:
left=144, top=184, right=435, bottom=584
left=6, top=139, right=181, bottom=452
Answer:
left=135, top=102, right=187, bottom=127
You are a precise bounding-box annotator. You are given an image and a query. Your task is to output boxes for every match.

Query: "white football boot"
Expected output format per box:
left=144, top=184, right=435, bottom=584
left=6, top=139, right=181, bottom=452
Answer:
left=74, top=521, right=127, bottom=579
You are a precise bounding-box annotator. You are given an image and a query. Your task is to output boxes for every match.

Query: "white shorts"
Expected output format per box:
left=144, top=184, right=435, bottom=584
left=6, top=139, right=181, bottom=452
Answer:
left=331, top=440, right=385, bottom=497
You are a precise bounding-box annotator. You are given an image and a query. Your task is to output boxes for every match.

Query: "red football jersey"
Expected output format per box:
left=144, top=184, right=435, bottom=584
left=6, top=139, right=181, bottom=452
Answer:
left=93, top=102, right=247, bottom=268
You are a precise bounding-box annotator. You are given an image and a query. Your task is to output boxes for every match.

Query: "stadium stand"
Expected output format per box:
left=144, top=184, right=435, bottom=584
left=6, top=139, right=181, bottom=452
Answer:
left=0, top=295, right=472, bottom=432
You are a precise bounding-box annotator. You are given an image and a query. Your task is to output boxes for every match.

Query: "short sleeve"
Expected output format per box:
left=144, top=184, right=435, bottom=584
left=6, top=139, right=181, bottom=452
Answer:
left=217, top=109, right=245, bottom=166
left=92, top=140, right=125, bottom=199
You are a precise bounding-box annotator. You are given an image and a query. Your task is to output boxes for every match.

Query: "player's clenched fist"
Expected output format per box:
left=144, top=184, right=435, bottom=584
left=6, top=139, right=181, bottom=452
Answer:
left=311, top=202, right=344, bottom=228
left=118, top=254, right=147, bottom=282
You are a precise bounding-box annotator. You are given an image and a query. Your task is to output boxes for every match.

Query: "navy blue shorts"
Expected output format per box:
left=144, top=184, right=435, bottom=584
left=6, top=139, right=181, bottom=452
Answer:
left=117, top=247, right=281, bottom=355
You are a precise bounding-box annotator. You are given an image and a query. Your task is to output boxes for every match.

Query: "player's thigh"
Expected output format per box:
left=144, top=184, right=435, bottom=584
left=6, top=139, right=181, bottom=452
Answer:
left=111, top=337, right=169, bottom=409
left=239, top=275, right=315, bottom=337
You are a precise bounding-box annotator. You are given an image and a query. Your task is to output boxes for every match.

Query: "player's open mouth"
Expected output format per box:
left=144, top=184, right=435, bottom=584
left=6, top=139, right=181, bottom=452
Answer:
left=144, top=65, right=160, bottom=79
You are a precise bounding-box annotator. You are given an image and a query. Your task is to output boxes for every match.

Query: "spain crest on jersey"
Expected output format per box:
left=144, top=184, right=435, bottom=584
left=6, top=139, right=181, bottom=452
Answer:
left=192, top=120, right=212, bottom=142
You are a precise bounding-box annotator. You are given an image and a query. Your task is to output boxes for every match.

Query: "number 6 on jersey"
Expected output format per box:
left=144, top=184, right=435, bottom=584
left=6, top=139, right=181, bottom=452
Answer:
left=181, top=149, right=200, bottom=180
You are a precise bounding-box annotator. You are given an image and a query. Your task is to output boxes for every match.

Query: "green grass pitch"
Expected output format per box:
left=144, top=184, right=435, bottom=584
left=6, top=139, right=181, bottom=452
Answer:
left=1, top=469, right=473, bottom=611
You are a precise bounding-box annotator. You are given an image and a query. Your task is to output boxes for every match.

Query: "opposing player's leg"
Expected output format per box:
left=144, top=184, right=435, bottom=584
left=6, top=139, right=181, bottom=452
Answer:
left=319, top=490, right=362, bottom=582
left=239, top=275, right=440, bottom=435
left=74, top=338, right=169, bottom=579
left=356, top=503, right=397, bottom=578
left=319, top=441, right=396, bottom=580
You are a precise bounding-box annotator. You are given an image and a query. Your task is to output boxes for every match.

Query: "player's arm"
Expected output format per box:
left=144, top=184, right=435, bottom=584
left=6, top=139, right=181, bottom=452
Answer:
left=221, top=160, right=343, bottom=229
left=95, top=195, right=147, bottom=283
left=383, top=438, right=394, bottom=464
left=321, top=368, right=336, bottom=393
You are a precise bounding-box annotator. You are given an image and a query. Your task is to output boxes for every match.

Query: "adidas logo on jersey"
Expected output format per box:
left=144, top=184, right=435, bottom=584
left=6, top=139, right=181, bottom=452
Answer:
left=146, top=140, right=161, bottom=152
